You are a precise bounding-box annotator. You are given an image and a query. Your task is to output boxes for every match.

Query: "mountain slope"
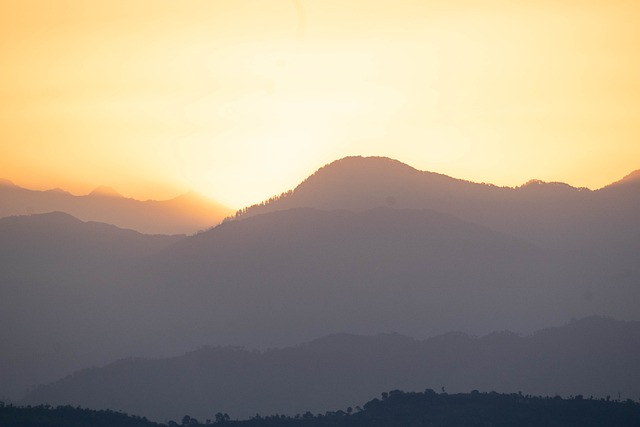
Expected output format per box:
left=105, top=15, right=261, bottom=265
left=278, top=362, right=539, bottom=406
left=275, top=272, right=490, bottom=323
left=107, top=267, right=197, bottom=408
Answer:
left=3, top=204, right=638, bottom=402
left=0, top=213, right=184, bottom=400
left=232, top=156, right=639, bottom=252
left=2, top=157, right=638, bottom=404
left=0, top=212, right=182, bottom=277
left=22, top=317, right=640, bottom=422
left=137, top=207, right=565, bottom=348
left=0, top=207, right=561, bottom=401
left=0, top=181, right=233, bottom=234
left=230, top=157, right=640, bottom=313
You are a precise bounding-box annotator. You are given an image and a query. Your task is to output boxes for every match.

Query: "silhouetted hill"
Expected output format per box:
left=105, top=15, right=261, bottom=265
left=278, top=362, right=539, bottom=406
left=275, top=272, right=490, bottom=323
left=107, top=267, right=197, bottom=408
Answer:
left=139, top=207, right=565, bottom=348
left=232, top=156, right=639, bottom=252
left=0, top=403, right=160, bottom=427
left=233, top=157, right=486, bottom=219
left=605, top=169, right=640, bottom=188
left=0, top=181, right=233, bottom=234
left=2, top=157, right=639, bottom=406
left=236, top=390, right=640, bottom=427
left=0, top=212, right=182, bottom=277
left=0, top=207, right=556, bottom=401
left=3, top=202, right=639, bottom=403
left=0, top=213, right=183, bottom=400
left=8, top=390, right=640, bottom=427
left=229, top=157, right=640, bottom=322
left=21, top=317, right=640, bottom=422
left=89, top=185, right=123, bottom=197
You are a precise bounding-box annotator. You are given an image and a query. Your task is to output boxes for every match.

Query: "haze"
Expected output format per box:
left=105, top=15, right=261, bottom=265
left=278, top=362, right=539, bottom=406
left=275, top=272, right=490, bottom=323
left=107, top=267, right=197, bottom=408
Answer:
left=2, top=2, right=640, bottom=423
left=2, top=156, right=639, bottom=409
left=2, top=0, right=640, bottom=207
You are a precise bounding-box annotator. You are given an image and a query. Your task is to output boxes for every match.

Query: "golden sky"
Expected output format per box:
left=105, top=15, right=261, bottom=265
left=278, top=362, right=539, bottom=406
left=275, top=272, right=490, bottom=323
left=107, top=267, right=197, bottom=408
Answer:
left=1, top=0, right=639, bottom=208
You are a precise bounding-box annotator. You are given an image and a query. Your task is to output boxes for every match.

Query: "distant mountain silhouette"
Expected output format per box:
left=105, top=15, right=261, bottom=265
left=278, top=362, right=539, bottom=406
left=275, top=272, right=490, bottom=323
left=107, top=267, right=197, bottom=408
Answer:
left=0, top=213, right=182, bottom=400
left=1, top=157, right=638, bottom=405
left=0, top=212, right=181, bottom=277
left=89, top=185, right=123, bottom=197
left=230, top=157, right=640, bottom=319
left=605, top=169, right=640, bottom=188
left=3, top=206, right=638, bottom=403
left=0, top=182, right=233, bottom=234
left=22, top=317, right=640, bottom=422
left=0, top=207, right=551, bottom=401
left=137, top=207, right=569, bottom=348
left=232, top=156, right=639, bottom=252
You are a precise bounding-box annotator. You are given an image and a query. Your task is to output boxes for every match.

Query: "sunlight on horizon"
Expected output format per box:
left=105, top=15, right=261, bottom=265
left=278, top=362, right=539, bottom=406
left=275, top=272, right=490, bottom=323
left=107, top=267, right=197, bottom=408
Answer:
left=1, top=0, right=639, bottom=207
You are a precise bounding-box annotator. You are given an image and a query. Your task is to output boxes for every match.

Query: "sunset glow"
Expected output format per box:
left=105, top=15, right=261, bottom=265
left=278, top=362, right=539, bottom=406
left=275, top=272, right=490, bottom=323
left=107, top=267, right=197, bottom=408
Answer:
left=2, top=0, right=639, bottom=207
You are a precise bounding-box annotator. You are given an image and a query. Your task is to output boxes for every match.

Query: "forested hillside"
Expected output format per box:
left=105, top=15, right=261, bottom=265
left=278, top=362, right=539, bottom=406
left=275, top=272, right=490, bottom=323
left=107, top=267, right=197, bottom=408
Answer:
left=6, top=390, right=640, bottom=427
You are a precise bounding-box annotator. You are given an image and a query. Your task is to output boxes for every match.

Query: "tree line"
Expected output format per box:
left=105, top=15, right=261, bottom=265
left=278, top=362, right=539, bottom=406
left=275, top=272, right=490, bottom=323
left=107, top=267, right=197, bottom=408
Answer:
left=3, top=389, right=640, bottom=427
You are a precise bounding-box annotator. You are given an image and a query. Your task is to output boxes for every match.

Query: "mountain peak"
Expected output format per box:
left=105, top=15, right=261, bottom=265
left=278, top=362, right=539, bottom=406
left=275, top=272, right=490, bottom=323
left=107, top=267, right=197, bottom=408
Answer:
left=292, top=156, right=461, bottom=198
left=46, top=187, right=71, bottom=195
left=230, top=156, right=487, bottom=221
left=521, top=179, right=545, bottom=187
left=0, top=178, right=15, bottom=187
left=1, top=211, right=84, bottom=228
left=88, top=186, right=122, bottom=198
left=171, top=190, right=208, bottom=202
left=609, top=169, right=640, bottom=187
left=518, top=179, right=577, bottom=191
left=305, top=156, right=421, bottom=181
left=327, top=155, right=418, bottom=169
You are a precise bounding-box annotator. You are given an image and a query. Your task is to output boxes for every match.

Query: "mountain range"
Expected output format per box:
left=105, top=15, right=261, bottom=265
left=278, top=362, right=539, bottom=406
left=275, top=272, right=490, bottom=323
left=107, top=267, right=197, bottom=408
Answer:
left=21, top=317, right=640, bottom=422
left=234, top=157, right=640, bottom=253
left=1, top=156, right=638, bottom=414
left=0, top=180, right=233, bottom=234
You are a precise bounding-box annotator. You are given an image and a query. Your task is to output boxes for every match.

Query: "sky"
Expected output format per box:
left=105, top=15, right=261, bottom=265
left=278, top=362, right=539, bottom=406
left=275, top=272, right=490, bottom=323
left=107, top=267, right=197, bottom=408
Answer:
left=1, top=0, right=639, bottom=208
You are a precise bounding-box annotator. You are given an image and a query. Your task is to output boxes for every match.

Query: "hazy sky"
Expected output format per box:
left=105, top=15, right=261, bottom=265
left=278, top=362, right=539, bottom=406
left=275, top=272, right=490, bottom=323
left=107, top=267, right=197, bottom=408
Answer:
left=2, top=0, right=639, bottom=208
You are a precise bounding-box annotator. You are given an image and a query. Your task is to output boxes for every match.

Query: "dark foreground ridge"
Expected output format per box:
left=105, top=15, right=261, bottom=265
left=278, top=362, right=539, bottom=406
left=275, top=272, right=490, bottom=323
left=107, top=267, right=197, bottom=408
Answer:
left=0, top=401, right=158, bottom=427
left=5, top=390, right=640, bottom=427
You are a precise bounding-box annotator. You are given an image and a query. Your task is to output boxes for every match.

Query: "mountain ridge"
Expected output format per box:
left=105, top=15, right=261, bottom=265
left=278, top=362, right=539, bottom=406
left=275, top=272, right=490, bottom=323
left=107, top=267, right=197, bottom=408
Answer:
left=0, top=212, right=185, bottom=398
left=22, top=316, right=640, bottom=422
left=0, top=205, right=569, bottom=400
left=604, top=169, right=640, bottom=188
left=0, top=182, right=233, bottom=234
left=229, top=156, right=638, bottom=252
left=1, top=156, right=638, bottom=406
left=88, top=185, right=123, bottom=197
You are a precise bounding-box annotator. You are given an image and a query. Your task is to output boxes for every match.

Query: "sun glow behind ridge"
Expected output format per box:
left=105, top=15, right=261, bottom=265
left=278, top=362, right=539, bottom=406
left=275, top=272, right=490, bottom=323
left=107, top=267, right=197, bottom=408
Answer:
left=1, top=0, right=639, bottom=208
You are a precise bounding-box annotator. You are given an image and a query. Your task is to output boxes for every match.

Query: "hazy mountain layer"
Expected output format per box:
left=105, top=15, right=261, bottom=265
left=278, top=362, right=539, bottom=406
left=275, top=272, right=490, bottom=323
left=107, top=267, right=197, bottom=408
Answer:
left=0, top=207, right=553, bottom=399
left=1, top=157, right=638, bottom=404
left=22, top=317, right=640, bottom=422
left=0, top=212, right=182, bottom=278
left=2, top=205, right=639, bottom=402
left=0, top=213, right=182, bottom=400
left=0, top=180, right=233, bottom=234
left=137, top=206, right=614, bottom=348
